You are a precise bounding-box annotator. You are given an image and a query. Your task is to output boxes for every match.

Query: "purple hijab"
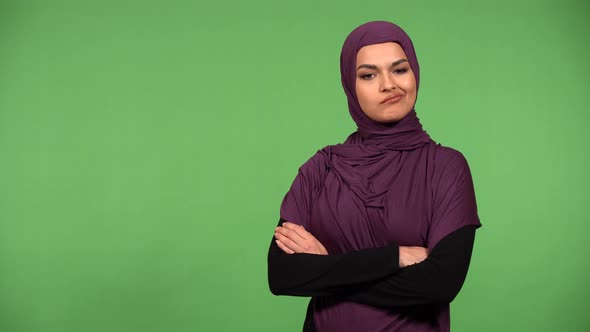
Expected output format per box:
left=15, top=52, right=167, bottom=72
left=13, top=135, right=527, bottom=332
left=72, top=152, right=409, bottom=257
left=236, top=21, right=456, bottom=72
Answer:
left=280, top=21, right=481, bottom=332
left=340, top=21, right=429, bottom=149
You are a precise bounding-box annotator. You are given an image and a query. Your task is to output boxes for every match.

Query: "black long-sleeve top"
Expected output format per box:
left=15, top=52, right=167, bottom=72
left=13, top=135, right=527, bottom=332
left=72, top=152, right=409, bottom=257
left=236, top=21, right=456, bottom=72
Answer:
left=268, top=219, right=477, bottom=330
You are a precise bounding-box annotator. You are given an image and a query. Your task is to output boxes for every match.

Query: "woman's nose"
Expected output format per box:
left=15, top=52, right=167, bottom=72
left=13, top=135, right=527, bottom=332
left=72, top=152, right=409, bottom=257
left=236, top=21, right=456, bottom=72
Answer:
left=381, top=74, right=396, bottom=92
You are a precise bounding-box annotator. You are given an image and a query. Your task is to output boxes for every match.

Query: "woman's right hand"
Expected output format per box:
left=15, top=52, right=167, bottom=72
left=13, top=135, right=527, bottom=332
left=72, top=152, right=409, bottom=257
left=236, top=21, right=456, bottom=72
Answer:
left=275, top=222, right=329, bottom=255
left=399, top=246, right=429, bottom=268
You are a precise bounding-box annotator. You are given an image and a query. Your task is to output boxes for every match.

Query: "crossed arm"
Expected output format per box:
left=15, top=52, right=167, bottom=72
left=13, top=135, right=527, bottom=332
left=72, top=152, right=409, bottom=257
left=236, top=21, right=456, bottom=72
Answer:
left=274, top=221, right=429, bottom=267
left=268, top=219, right=477, bottom=307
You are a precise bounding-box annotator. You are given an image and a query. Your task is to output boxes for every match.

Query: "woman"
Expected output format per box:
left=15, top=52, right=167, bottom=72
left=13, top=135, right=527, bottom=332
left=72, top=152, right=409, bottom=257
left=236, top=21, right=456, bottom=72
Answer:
left=268, top=21, right=482, bottom=332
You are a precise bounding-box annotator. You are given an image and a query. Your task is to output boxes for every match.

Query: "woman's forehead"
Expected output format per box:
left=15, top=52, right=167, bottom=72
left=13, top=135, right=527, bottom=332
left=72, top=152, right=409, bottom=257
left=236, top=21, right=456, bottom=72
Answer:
left=356, top=42, right=407, bottom=65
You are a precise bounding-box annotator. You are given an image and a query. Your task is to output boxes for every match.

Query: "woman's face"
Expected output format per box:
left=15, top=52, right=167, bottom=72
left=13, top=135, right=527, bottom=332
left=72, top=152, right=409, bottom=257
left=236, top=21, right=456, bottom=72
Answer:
left=355, top=42, right=417, bottom=123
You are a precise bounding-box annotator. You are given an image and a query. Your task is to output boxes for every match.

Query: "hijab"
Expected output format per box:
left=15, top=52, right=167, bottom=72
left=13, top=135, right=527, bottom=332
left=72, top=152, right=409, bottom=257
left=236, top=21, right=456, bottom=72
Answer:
left=328, top=21, right=431, bottom=208
left=339, top=20, right=430, bottom=149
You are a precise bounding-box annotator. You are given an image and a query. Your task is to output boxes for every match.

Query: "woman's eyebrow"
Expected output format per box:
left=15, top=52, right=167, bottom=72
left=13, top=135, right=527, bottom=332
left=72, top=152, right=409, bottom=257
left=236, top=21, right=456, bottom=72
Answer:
left=356, top=59, right=408, bottom=71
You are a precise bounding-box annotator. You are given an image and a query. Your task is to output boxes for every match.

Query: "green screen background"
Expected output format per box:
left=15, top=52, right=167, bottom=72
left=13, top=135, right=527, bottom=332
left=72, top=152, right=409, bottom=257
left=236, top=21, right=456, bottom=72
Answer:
left=1, top=0, right=588, bottom=331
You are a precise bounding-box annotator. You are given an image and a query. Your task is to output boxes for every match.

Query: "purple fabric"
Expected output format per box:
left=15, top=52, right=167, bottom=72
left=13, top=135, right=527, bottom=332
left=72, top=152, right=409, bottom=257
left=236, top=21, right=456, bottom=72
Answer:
left=279, top=21, right=481, bottom=332
left=340, top=21, right=428, bottom=150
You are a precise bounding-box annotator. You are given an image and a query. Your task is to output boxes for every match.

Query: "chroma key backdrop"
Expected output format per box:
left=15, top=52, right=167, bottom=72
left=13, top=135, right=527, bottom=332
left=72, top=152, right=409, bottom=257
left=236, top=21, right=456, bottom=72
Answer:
left=0, top=0, right=588, bottom=331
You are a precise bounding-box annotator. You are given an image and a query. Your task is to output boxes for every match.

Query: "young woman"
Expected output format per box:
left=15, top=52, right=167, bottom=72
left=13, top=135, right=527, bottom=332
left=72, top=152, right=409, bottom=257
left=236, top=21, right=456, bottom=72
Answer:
left=268, top=21, right=482, bottom=332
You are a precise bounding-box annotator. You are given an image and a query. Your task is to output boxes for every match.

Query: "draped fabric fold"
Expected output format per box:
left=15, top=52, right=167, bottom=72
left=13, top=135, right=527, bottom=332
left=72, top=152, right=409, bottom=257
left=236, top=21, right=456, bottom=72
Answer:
left=329, top=110, right=430, bottom=208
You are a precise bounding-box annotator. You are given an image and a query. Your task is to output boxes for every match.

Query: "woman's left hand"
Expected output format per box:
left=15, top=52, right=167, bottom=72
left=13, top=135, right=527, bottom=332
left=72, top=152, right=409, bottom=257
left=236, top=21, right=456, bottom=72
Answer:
left=274, top=222, right=329, bottom=255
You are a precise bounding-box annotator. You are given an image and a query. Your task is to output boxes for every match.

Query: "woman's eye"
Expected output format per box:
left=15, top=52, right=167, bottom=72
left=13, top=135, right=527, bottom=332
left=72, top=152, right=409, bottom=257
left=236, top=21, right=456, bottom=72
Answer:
left=393, top=68, right=408, bottom=74
left=360, top=73, right=376, bottom=80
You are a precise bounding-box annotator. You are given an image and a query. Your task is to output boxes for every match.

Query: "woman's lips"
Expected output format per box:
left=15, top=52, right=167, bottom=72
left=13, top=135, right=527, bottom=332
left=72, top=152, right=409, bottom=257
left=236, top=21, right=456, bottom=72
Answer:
left=381, top=95, right=402, bottom=104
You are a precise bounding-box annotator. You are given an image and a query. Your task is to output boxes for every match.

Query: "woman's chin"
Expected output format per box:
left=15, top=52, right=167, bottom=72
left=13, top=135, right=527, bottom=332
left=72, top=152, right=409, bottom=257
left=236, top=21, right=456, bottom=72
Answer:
left=375, top=113, right=408, bottom=124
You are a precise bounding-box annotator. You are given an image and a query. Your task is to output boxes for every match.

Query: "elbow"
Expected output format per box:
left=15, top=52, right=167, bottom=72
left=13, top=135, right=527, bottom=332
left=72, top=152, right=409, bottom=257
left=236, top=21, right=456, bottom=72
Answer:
left=268, top=283, right=280, bottom=296
left=267, top=251, right=306, bottom=296
left=268, top=276, right=285, bottom=295
left=267, top=264, right=290, bottom=296
left=430, top=278, right=466, bottom=303
left=434, top=288, right=459, bottom=304
left=268, top=274, right=296, bottom=296
left=269, top=284, right=286, bottom=296
left=424, top=256, right=470, bottom=303
left=268, top=266, right=306, bottom=296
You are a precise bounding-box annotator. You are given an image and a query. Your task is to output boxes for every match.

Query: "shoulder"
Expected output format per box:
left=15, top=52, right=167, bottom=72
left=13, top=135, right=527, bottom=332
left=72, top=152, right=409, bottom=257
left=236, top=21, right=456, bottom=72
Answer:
left=431, top=143, right=471, bottom=173
left=430, top=143, right=475, bottom=190
left=297, top=145, right=331, bottom=178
